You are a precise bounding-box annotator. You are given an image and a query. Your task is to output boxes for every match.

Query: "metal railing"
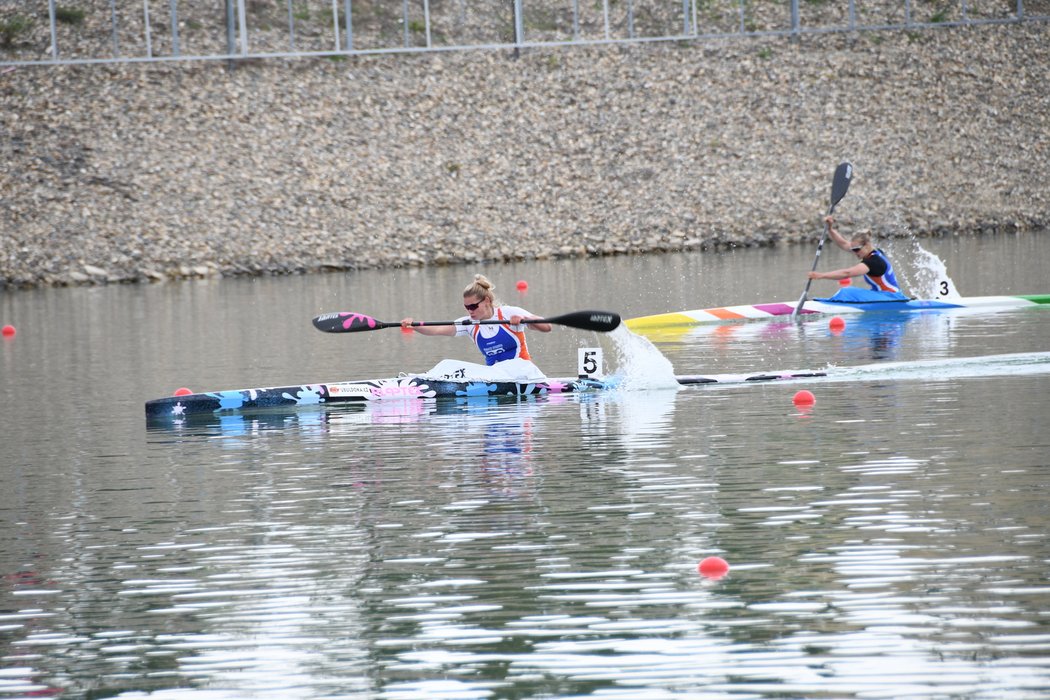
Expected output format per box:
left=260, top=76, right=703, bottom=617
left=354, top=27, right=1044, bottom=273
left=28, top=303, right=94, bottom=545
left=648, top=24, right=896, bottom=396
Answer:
left=1, top=0, right=1046, bottom=66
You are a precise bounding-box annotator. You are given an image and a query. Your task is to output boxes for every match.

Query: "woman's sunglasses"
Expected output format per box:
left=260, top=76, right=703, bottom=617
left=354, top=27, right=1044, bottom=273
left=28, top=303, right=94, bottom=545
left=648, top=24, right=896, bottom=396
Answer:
left=464, top=301, right=483, bottom=311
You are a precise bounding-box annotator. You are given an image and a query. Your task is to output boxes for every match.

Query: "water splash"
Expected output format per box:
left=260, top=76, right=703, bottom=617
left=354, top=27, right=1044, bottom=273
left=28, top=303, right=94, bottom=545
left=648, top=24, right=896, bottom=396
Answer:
left=871, top=215, right=961, bottom=300
left=909, top=245, right=962, bottom=300
left=606, top=326, right=680, bottom=391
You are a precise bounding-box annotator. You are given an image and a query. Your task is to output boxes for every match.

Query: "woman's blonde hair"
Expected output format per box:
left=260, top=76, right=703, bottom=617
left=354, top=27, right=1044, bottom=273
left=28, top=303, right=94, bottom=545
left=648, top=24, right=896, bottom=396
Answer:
left=850, top=230, right=873, bottom=247
left=463, top=274, right=499, bottom=305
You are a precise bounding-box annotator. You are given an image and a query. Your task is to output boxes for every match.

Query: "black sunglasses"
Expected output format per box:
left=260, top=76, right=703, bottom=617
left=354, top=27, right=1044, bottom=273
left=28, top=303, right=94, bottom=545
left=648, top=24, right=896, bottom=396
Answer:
left=464, top=301, right=483, bottom=311
left=850, top=246, right=863, bottom=252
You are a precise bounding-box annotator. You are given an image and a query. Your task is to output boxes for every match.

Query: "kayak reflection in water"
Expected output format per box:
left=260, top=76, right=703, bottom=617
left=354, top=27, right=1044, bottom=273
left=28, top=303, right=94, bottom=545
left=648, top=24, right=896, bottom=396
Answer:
left=807, top=215, right=904, bottom=295
left=400, top=274, right=553, bottom=381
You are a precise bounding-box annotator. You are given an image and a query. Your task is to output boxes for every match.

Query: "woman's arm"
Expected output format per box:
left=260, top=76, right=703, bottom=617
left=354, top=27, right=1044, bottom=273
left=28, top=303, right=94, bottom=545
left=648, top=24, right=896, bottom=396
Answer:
left=824, top=215, right=853, bottom=253
left=400, top=318, right=457, bottom=336
left=808, top=262, right=870, bottom=281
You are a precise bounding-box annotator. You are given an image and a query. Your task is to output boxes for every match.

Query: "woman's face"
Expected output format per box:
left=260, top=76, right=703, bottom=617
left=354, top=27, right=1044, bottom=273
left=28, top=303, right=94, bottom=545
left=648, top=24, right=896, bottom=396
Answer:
left=463, top=295, right=491, bottom=320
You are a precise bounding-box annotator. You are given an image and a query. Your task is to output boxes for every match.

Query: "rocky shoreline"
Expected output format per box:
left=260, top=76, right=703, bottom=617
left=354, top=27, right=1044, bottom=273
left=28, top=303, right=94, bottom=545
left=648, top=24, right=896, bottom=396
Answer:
left=2, top=22, right=1048, bottom=289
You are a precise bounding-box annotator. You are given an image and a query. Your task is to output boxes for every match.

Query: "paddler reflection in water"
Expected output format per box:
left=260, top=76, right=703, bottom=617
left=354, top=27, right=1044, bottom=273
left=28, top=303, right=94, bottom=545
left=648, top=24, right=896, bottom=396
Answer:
left=807, top=215, right=903, bottom=294
left=400, top=274, right=552, bottom=380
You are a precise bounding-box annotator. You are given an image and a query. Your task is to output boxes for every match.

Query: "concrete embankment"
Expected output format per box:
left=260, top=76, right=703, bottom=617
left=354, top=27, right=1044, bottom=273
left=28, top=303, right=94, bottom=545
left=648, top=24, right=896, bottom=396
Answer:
left=1, top=22, right=1048, bottom=288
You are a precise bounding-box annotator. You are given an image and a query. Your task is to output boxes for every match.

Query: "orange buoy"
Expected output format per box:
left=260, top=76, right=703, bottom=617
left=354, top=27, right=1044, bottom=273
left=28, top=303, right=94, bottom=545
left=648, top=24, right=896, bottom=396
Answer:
left=173, top=387, right=193, bottom=396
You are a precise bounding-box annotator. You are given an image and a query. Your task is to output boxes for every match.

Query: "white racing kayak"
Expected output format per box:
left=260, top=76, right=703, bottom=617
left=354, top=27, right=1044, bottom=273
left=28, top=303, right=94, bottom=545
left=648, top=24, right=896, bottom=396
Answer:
left=144, top=356, right=826, bottom=423
left=626, top=291, right=1050, bottom=333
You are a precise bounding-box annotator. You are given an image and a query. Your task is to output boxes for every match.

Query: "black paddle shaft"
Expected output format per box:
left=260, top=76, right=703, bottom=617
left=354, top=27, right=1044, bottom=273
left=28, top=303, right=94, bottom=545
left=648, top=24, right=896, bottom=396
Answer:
left=793, top=162, right=854, bottom=317
left=313, top=309, right=621, bottom=334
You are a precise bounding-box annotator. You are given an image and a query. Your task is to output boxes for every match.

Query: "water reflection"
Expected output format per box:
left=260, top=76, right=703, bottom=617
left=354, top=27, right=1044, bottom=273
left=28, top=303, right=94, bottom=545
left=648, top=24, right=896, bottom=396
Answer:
left=4, top=239, right=1050, bottom=698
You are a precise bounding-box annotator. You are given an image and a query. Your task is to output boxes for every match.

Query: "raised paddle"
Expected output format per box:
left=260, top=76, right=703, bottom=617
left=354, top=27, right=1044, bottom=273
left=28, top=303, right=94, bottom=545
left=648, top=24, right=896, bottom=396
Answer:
left=312, top=309, right=622, bottom=334
left=792, top=161, right=854, bottom=319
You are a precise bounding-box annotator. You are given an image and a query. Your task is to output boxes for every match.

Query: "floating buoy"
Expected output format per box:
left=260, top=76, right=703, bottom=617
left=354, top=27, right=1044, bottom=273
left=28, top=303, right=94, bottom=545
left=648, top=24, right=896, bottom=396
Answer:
left=516, top=280, right=528, bottom=292
left=839, top=277, right=851, bottom=287
left=173, top=387, right=193, bottom=396
left=1, top=324, right=15, bottom=338
left=698, top=556, right=730, bottom=579
left=829, top=316, right=846, bottom=331
left=793, top=390, right=815, bottom=406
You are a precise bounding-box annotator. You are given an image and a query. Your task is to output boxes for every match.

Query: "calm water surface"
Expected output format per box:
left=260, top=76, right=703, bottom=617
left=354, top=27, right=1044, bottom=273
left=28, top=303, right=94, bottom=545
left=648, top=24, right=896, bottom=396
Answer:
left=2, top=234, right=1049, bottom=698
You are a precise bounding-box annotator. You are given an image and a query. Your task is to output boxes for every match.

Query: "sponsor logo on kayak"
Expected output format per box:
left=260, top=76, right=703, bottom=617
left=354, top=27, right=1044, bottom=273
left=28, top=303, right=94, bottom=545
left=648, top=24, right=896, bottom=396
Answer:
left=326, top=383, right=375, bottom=397
left=369, top=384, right=427, bottom=398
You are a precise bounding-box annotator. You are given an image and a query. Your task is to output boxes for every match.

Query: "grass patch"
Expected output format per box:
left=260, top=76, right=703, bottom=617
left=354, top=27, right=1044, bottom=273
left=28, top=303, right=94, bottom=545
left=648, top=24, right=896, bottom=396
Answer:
left=55, top=6, right=86, bottom=24
left=929, top=7, right=949, bottom=22
left=0, top=15, right=33, bottom=46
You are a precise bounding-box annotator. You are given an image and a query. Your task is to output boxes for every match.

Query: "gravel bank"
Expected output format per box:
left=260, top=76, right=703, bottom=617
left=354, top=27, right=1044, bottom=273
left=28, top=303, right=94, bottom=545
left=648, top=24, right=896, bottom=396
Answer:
left=2, top=22, right=1048, bottom=288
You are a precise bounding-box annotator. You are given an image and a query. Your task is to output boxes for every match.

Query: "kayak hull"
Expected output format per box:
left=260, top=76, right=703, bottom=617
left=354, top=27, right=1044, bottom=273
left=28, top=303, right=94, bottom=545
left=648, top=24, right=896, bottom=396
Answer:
left=626, top=294, right=1050, bottom=331
left=145, top=376, right=599, bottom=420
left=145, top=370, right=825, bottom=421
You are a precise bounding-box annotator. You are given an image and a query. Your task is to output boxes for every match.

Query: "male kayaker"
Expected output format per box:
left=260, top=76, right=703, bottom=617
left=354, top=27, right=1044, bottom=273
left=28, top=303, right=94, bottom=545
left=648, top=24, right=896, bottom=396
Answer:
left=401, top=274, right=552, bottom=379
left=807, top=215, right=902, bottom=293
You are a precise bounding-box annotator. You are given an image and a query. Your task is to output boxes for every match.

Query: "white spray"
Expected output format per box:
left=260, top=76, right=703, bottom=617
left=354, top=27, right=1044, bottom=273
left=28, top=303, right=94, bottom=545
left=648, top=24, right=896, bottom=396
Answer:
left=604, top=325, right=680, bottom=391
left=873, top=215, right=961, bottom=300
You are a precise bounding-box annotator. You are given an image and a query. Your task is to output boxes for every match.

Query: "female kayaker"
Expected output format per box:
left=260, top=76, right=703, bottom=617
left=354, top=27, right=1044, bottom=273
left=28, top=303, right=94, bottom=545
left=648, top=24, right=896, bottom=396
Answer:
left=400, top=274, right=552, bottom=379
left=807, top=215, right=902, bottom=293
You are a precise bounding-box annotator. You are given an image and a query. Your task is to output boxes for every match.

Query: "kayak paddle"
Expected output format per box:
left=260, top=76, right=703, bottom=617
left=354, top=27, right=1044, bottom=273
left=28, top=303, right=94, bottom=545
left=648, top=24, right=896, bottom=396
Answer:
left=792, top=161, right=854, bottom=319
left=312, top=309, right=622, bottom=334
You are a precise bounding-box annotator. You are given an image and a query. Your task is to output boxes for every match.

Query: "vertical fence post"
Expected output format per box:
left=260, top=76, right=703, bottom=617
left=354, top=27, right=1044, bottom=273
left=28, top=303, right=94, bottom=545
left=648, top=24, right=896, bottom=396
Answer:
left=331, top=0, right=340, bottom=50
left=225, top=0, right=235, bottom=57
left=790, top=0, right=799, bottom=35
left=143, top=0, right=153, bottom=57
left=513, top=0, right=524, bottom=45
left=681, top=0, right=688, bottom=35
left=344, top=0, right=353, bottom=50
left=572, top=0, right=579, bottom=39
left=170, top=0, right=180, bottom=56
left=628, top=0, right=635, bottom=38
left=603, top=0, right=610, bottom=39
left=109, top=0, right=120, bottom=56
left=738, top=0, right=744, bottom=34
left=1017, top=0, right=1023, bottom=19
left=402, top=0, right=409, bottom=46
left=424, top=0, right=432, bottom=47
left=691, top=0, right=697, bottom=36
left=287, top=0, right=295, bottom=50
left=514, top=0, right=522, bottom=45
left=47, top=0, right=58, bottom=58
left=237, top=0, right=248, bottom=53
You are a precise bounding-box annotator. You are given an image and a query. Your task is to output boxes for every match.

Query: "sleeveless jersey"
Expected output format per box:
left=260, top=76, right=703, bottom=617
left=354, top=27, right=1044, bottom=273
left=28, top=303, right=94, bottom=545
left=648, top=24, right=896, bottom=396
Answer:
left=862, top=249, right=901, bottom=293
left=455, top=306, right=533, bottom=366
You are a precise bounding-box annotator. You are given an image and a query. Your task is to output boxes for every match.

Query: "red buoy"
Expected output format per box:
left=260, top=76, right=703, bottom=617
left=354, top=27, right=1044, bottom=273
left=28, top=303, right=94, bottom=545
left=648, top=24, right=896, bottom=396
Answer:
left=173, top=387, right=193, bottom=396
left=839, top=277, right=851, bottom=287
left=516, top=280, right=528, bottom=292
left=793, top=390, right=815, bottom=406
left=1, top=324, right=15, bottom=338
left=698, top=556, right=730, bottom=579
left=829, top=316, right=846, bottom=331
